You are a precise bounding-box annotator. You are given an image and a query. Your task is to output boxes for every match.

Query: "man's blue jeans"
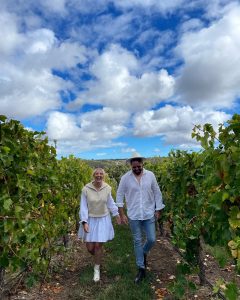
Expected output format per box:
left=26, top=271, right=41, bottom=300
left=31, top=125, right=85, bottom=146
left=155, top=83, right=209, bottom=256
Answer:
left=129, top=216, right=156, bottom=269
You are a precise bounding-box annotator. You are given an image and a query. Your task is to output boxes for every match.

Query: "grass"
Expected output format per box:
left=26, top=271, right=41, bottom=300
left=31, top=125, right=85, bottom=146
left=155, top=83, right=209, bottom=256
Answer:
left=76, top=224, right=154, bottom=300
left=204, top=244, right=231, bottom=268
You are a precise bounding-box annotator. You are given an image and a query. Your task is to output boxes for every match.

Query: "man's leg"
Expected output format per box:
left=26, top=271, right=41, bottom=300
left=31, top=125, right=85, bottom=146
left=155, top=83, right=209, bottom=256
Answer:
left=129, top=219, right=144, bottom=268
left=129, top=219, right=146, bottom=283
left=142, top=216, right=156, bottom=266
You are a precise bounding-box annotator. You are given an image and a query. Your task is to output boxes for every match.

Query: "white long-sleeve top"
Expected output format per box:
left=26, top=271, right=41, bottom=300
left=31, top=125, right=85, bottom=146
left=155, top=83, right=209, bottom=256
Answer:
left=80, top=192, right=119, bottom=223
left=116, top=168, right=165, bottom=220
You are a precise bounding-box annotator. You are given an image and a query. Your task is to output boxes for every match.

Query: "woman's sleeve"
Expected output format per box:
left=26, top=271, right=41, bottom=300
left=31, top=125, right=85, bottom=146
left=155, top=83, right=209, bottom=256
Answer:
left=79, top=192, right=88, bottom=223
left=116, top=176, right=125, bottom=208
left=107, top=193, right=119, bottom=217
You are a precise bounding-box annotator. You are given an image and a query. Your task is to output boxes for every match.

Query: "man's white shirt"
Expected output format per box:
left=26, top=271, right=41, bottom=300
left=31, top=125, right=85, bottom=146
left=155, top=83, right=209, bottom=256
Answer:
left=116, top=169, right=165, bottom=220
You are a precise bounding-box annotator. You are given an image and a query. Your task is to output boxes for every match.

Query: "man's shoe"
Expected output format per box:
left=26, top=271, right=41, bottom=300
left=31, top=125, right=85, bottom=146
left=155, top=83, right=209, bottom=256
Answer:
left=144, top=253, right=147, bottom=268
left=134, top=268, right=146, bottom=284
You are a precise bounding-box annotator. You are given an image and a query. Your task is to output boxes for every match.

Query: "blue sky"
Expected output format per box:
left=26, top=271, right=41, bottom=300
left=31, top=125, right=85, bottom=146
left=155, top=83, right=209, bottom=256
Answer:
left=1, top=0, right=240, bottom=159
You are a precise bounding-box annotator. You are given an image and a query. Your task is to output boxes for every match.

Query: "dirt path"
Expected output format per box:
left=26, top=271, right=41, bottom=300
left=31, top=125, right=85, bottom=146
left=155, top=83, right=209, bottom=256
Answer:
left=7, top=230, right=240, bottom=300
left=149, top=237, right=212, bottom=299
left=149, top=233, right=239, bottom=299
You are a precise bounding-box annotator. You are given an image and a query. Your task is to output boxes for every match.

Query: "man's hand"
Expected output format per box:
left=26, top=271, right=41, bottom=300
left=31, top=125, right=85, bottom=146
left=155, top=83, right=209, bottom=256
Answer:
left=118, top=207, right=128, bottom=225
left=83, top=223, right=89, bottom=233
left=155, top=210, right=161, bottom=220
left=115, top=215, right=122, bottom=225
left=120, top=214, right=128, bottom=225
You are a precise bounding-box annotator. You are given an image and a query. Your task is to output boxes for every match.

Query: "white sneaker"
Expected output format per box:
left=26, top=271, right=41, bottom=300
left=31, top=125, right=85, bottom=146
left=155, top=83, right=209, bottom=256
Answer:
left=93, top=265, right=100, bottom=282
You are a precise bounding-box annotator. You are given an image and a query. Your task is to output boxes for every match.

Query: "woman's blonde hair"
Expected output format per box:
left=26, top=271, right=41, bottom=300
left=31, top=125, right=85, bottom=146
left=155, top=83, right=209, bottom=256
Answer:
left=92, top=168, right=105, bottom=178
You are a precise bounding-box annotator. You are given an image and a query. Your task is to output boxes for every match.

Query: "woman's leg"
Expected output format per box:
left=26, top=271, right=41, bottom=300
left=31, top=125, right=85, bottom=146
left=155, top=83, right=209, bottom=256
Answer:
left=86, top=242, right=103, bottom=263
left=93, top=242, right=103, bottom=282
left=94, top=242, right=103, bottom=265
left=86, top=242, right=95, bottom=255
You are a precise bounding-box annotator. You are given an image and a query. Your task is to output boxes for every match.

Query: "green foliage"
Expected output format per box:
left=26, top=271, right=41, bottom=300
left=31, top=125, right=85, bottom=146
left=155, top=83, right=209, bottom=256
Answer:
left=1, top=113, right=240, bottom=298
left=168, top=263, right=196, bottom=299
left=205, top=245, right=230, bottom=268
left=225, top=282, right=240, bottom=300
left=57, top=155, right=92, bottom=231
left=0, top=116, right=92, bottom=283
left=213, top=279, right=239, bottom=300
left=105, top=163, right=129, bottom=185
left=146, top=114, right=240, bottom=267
left=145, top=114, right=240, bottom=297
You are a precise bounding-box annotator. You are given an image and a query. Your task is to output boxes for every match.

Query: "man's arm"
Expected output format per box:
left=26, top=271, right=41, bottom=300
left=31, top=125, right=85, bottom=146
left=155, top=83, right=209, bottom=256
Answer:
left=152, top=173, right=165, bottom=219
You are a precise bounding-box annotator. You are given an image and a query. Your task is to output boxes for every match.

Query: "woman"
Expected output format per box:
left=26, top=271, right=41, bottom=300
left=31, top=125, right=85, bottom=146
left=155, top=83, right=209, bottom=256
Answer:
left=78, top=168, right=121, bottom=282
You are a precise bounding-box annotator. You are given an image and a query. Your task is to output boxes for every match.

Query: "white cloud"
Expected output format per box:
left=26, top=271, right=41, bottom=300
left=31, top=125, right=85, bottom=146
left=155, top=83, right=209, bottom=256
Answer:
left=0, top=0, right=238, bottom=158
left=114, top=0, right=185, bottom=13
left=46, top=108, right=130, bottom=153
left=121, top=147, right=136, bottom=153
left=0, top=0, right=68, bottom=16
left=0, top=0, right=213, bottom=19
left=0, top=11, right=23, bottom=55
left=176, top=4, right=240, bottom=109
left=23, top=28, right=88, bottom=68
left=179, top=18, right=204, bottom=33
left=40, top=0, right=67, bottom=14
left=46, top=111, right=80, bottom=140
left=52, top=139, right=125, bottom=157
left=21, top=27, right=88, bottom=70
left=78, top=107, right=130, bottom=140
left=135, top=29, right=176, bottom=71
left=96, top=152, right=107, bottom=156
left=25, top=28, right=56, bottom=54
left=0, top=10, right=87, bottom=119
left=75, top=12, right=137, bottom=46
left=203, top=0, right=235, bottom=19
left=70, top=44, right=175, bottom=112
left=0, top=63, right=66, bottom=118
left=178, top=143, right=201, bottom=150
left=133, top=105, right=230, bottom=145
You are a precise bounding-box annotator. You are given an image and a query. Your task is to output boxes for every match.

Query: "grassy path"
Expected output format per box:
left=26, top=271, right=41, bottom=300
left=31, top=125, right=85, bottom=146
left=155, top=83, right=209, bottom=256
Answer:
left=8, top=223, right=239, bottom=300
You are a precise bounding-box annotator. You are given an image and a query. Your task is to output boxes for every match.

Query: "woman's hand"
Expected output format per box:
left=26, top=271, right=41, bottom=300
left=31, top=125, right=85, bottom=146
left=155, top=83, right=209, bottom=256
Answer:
left=83, top=223, right=89, bottom=233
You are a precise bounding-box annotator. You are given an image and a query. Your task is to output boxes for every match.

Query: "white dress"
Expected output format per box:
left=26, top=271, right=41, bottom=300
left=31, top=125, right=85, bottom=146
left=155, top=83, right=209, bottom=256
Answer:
left=78, top=192, right=119, bottom=242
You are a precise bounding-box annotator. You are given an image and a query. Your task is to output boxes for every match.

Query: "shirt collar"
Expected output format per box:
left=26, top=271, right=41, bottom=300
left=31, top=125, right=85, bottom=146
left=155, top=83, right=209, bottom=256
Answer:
left=86, top=181, right=108, bottom=191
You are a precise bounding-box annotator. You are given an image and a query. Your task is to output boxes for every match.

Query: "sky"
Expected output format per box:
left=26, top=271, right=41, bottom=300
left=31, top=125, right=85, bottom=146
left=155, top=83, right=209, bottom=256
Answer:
left=0, top=0, right=240, bottom=159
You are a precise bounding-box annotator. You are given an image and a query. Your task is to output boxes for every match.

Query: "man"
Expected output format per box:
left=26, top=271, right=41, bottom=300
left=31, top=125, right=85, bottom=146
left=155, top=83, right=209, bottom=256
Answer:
left=116, top=153, right=165, bottom=284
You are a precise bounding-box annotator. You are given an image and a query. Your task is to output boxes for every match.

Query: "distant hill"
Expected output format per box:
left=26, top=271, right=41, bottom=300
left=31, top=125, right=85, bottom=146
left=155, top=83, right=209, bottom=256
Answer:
left=83, top=156, right=167, bottom=169
left=83, top=158, right=127, bottom=169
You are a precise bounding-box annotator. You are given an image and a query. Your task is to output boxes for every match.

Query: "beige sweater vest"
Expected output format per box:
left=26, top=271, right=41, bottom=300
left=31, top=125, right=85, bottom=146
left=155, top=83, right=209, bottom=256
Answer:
left=82, top=182, right=111, bottom=217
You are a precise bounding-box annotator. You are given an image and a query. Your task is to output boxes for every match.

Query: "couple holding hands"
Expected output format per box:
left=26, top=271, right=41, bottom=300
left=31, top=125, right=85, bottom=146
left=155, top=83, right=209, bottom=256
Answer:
left=78, top=154, right=165, bottom=284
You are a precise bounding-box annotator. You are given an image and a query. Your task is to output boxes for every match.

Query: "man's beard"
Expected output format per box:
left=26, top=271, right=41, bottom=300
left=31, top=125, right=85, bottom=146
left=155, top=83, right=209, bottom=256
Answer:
left=133, top=168, right=142, bottom=175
